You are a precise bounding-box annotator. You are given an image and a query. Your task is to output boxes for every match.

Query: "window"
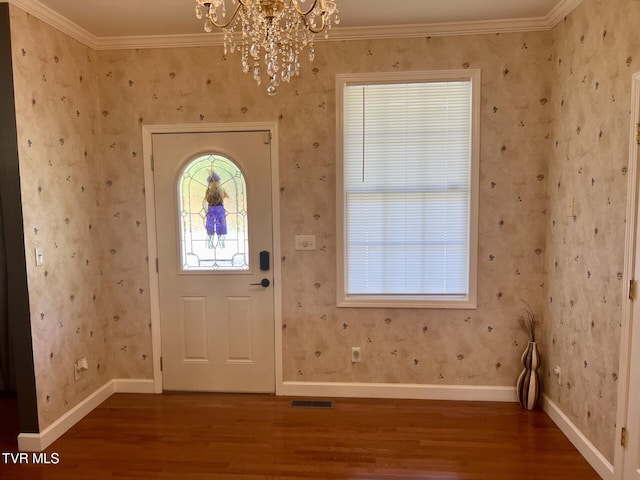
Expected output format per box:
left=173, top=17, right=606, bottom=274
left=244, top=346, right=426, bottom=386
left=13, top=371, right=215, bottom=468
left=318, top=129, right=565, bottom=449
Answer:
left=178, top=154, right=249, bottom=271
left=336, top=70, right=480, bottom=308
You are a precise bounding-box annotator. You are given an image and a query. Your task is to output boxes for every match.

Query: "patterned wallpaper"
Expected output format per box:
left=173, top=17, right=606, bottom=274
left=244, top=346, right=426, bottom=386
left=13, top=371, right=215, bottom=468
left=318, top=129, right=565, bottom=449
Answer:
left=96, top=33, right=550, bottom=384
left=9, top=6, right=110, bottom=429
left=8, top=0, right=635, bottom=464
left=542, top=0, right=640, bottom=463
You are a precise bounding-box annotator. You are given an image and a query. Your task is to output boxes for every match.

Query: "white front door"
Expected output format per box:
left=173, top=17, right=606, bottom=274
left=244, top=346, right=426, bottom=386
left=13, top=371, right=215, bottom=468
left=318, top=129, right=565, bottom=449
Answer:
left=152, top=130, right=275, bottom=393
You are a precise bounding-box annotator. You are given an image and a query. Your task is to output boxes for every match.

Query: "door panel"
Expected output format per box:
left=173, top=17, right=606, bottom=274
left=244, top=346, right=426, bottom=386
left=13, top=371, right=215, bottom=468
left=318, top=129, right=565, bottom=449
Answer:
left=153, top=131, right=274, bottom=393
left=182, top=297, right=207, bottom=360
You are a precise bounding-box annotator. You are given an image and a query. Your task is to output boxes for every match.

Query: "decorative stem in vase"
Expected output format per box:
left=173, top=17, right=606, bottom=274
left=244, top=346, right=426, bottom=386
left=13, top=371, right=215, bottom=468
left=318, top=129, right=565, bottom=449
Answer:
left=516, top=303, right=541, bottom=410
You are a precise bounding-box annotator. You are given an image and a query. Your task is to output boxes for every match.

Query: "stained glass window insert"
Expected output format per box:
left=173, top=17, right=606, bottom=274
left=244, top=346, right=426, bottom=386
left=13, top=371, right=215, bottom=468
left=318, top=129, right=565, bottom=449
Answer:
left=178, top=154, right=249, bottom=271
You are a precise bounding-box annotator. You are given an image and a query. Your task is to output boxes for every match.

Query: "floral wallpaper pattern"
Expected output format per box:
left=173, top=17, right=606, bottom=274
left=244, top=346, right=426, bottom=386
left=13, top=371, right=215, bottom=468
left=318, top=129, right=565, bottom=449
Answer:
left=95, top=31, right=550, bottom=388
left=542, top=0, right=640, bottom=463
left=7, top=0, right=636, bottom=464
left=9, top=6, right=110, bottom=429
left=10, top=6, right=154, bottom=430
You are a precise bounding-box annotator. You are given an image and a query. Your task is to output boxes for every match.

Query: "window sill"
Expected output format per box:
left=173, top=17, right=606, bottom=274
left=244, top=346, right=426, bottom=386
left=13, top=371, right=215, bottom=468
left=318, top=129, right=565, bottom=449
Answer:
left=337, top=295, right=477, bottom=309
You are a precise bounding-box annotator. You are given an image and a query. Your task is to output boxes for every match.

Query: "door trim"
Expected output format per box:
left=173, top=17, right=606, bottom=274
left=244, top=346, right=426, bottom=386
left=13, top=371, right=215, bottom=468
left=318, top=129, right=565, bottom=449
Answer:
left=615, top=70, right=640, bottom=479
left=141, top=122, right=282, bottom=395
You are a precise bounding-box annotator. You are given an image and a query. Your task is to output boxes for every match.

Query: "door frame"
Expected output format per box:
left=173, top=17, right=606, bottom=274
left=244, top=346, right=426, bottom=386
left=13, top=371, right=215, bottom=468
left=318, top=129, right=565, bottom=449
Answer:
left=141, top=122, right=282, bottom=395
left=615, top=71, right=640, bottom=479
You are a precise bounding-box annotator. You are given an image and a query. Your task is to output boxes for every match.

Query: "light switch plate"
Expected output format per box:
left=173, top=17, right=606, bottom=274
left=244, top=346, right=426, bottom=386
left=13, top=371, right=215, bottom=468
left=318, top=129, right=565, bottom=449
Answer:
left=35, top=247, right=44, bottom=267
left=295, top=235, right=316, bottom=251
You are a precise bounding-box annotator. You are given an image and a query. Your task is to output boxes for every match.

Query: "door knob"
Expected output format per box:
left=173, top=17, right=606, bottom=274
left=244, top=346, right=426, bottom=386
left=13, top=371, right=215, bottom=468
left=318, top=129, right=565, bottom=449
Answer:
left=250, top=278, right=270, bottom=287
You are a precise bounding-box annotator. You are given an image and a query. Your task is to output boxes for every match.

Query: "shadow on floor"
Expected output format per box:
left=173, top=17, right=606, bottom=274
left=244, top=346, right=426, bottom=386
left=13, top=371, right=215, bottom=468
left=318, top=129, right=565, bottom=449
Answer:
left=0, top=393, right=19, bottom=451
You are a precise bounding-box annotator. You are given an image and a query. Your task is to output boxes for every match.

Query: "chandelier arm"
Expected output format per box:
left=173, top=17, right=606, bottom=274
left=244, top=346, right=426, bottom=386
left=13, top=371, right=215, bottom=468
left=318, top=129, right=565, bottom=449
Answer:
left=290, top=0, right=331, bottom=34
left=303, top=11, right=328, bottom=34
left=205, top=1, right=243, bottom=29
left=290, top=0, right=320, bottom=17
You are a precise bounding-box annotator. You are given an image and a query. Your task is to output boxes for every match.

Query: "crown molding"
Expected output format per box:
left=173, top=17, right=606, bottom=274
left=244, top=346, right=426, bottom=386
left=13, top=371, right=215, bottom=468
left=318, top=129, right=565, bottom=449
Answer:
left=93, top=33, right=223, bottom=51
left=545, top=0, right=584, bottom=29
left=8, top=0, right=97, bottom=48
left=92, top=18, right=546, bottom=51
left=8, top=0, right=584, bottom=51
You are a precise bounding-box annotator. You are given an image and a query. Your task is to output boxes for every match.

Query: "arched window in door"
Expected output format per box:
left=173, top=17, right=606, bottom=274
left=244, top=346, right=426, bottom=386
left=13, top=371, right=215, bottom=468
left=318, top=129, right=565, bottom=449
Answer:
left=178, top=154, right=248, bottom=271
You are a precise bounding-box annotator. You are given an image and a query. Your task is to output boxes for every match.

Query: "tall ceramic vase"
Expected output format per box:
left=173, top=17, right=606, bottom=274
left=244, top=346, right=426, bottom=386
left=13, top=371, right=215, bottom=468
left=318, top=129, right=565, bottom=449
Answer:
left=516, top=341, right=541, bottom=410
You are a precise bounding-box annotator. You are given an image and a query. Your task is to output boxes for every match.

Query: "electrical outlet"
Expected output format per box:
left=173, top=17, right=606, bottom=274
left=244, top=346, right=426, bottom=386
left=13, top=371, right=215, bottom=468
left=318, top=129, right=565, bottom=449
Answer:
left=74, top=357, right=89, bottom=381
left=553, top=366, right=562, bottom=385
left=351, top=347, right=361, bottom=363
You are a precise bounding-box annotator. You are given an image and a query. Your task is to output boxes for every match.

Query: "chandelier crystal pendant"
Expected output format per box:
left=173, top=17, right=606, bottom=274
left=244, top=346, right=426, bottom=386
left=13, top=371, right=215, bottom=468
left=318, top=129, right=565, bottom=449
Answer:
left=195, top=0, right=339, bottom=95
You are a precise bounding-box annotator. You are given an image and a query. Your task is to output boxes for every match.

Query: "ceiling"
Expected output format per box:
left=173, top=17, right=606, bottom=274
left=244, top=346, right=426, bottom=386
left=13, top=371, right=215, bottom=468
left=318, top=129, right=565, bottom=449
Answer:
left=31, top=0, right=565, bottom=39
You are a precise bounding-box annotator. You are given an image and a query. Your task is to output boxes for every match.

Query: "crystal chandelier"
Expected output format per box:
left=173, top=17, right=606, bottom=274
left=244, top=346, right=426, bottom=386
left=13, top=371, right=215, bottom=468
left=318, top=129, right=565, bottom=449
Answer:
left=195, top=0, right=339, bottom=95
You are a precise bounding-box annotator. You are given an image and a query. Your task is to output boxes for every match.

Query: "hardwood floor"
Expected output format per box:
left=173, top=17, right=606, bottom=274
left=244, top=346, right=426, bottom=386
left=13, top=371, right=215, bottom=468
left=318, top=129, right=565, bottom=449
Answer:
left=0, top=393, right=600, bottom=479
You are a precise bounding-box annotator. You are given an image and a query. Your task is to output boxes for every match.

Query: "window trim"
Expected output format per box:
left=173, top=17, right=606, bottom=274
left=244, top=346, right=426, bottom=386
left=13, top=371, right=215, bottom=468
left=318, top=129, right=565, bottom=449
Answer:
left=336, top=69, right=480, bottom=309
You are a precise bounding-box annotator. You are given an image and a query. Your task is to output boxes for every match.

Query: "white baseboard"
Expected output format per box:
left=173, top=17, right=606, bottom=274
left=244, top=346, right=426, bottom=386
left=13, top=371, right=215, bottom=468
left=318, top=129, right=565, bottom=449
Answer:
left=17, top=378, right=155, bottom=452
left=541, top=394, right=613, bottom=480
left=281, top=381, right=518, bottom=402
left=113, top=378, right=156, bottom=394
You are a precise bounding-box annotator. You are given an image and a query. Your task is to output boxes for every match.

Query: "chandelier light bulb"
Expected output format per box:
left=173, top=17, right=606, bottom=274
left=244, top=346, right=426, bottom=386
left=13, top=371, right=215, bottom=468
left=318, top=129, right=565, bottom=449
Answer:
left=195, top=0, right=339, bottom=94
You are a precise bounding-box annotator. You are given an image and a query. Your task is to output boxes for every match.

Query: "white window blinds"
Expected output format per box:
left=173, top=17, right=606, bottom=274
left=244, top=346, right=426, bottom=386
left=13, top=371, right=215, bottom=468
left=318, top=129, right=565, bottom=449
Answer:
left=343, top=80, right=473, bottom=298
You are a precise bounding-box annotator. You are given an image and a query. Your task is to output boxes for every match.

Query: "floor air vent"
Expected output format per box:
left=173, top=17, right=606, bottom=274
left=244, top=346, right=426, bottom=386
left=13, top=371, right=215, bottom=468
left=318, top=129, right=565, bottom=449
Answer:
left=290, top=400, right=334, bottom=409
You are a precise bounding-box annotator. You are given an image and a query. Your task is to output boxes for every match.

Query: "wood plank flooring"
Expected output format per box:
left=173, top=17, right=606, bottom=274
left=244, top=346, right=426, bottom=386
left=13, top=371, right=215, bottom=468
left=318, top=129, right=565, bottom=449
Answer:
left=0, top=393, right=601, bottom=479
